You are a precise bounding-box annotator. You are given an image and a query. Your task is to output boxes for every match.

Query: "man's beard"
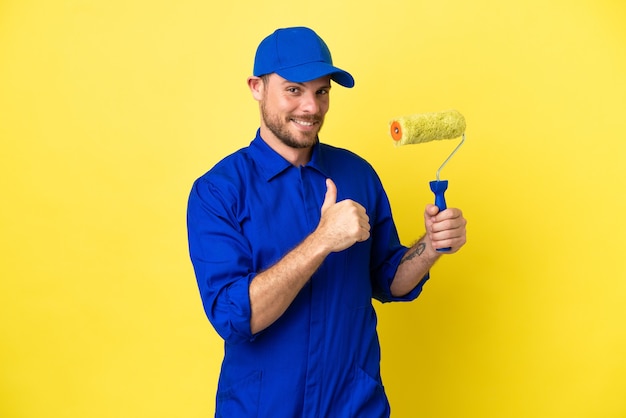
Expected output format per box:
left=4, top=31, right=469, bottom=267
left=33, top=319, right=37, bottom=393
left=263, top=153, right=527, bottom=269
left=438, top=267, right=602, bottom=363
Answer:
left=261, top=100, right=324, bottom=149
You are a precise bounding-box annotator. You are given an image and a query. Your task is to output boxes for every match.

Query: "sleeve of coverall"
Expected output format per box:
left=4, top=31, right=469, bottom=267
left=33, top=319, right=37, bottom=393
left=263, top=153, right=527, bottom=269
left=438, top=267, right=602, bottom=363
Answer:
left=186, top=175, right=257, bottom=344
left=369, top=174, right=429, bottom=303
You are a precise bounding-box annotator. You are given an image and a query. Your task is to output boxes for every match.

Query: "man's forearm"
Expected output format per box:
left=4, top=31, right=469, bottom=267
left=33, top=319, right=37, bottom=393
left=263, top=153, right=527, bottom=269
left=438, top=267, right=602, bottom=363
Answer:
left=390, top=236, right=440, bottom=297
left=248, top=232, right=330, bottom=334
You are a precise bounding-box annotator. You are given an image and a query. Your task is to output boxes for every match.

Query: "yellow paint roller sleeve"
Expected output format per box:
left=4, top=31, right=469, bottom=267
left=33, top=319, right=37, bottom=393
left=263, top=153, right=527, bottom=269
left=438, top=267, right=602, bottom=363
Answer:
left=390, top=109, right=466, bottom=146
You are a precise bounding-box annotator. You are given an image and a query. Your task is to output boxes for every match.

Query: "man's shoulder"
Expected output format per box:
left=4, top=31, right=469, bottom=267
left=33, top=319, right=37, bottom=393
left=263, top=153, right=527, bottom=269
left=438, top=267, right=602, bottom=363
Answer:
left=318, top=142, right=376, bottom=174
left=199, top=145, right=253, bottom=179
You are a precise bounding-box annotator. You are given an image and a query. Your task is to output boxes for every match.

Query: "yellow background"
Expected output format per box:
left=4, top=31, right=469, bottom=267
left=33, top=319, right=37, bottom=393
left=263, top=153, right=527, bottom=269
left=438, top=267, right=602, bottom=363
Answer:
left=1, top=0, right=625, bottom=417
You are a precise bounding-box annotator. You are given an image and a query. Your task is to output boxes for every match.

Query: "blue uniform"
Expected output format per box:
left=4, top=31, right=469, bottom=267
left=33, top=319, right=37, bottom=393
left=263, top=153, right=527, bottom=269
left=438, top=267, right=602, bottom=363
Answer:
left=187, top=131, right=429, bottom=417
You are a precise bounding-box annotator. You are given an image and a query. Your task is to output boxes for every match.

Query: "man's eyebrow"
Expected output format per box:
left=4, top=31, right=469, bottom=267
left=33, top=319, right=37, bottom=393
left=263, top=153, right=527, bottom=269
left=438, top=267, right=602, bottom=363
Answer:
left=315, top=83, right=332, bottom=91
left=287, top=81, right=307, bottom=87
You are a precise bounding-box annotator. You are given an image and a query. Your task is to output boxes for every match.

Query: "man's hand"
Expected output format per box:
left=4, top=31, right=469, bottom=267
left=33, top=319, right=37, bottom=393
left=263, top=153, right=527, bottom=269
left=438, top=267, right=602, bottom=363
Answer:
left=314, top=178, right=370, bottom=253
left=424, top=204, right=467, bottom=253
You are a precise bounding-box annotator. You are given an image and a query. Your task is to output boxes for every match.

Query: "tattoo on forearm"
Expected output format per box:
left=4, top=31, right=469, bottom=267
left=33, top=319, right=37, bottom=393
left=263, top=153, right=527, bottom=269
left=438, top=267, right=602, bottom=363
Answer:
left=400, top=242, right=426, bottom=265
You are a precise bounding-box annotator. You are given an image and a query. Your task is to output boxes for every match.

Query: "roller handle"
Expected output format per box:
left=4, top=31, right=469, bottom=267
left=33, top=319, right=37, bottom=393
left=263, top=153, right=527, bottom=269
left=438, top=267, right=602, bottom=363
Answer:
left=429, top=180, right=451, bottom=252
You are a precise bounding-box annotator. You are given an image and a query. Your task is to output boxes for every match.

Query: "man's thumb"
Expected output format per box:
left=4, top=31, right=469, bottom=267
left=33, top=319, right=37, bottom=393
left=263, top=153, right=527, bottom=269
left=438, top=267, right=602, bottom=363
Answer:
left=321, top=178, right=337, bottom=213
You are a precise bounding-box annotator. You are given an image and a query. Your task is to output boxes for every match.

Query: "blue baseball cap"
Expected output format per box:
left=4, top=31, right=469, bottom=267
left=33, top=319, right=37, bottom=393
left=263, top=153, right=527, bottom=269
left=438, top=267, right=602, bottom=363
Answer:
left=253, top=27, right=355, bottom=88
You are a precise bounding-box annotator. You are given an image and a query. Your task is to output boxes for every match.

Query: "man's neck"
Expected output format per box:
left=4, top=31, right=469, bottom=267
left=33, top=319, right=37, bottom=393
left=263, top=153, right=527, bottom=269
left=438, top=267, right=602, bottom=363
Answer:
left=259, top=127, right=313, bottom=167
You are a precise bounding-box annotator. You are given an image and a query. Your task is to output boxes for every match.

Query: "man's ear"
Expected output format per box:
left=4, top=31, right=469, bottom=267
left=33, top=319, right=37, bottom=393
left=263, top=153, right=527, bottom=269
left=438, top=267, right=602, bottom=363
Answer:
left=247, top=76, right=264, bottom=101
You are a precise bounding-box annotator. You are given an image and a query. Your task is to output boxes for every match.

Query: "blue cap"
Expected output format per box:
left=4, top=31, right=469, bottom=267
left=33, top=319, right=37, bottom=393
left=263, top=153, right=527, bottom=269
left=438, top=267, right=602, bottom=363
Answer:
left=253, top=27, right=355, bottom=88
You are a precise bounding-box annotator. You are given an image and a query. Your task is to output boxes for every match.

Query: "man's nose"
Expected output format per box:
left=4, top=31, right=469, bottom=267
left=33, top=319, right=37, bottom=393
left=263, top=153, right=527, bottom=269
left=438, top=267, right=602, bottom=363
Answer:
left=300, top=92, right=321, bottom=114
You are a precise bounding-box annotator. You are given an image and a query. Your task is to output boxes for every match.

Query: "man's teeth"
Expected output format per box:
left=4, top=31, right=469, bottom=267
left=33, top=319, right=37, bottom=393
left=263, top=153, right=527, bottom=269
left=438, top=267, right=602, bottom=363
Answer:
left=293, top=119, right=315, bottom=126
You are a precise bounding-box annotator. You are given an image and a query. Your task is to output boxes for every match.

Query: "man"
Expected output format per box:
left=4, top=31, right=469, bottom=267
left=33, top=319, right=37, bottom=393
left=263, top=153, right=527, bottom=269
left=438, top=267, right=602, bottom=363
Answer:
left=187, top=26, right=467, bottom=417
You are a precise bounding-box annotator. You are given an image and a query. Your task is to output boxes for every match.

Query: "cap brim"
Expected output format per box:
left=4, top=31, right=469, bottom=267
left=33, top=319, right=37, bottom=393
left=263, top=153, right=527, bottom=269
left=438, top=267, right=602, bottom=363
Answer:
left=277, top=62, right=355, bottom=88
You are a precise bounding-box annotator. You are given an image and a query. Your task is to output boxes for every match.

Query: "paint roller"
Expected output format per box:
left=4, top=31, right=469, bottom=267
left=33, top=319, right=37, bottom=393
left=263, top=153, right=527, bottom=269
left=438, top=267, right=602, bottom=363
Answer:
left=389, top=109, right=466, bottom=252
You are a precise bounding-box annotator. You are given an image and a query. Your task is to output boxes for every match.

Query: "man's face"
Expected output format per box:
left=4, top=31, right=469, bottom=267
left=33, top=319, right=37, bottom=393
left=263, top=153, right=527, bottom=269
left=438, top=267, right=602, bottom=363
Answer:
left=259, top=74, right=331, bottom=149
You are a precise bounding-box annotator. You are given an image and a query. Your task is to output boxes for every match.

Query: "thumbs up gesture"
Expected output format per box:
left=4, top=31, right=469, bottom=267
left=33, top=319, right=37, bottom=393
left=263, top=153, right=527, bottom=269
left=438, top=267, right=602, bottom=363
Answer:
left=315, top=178, right=370, bottom=253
